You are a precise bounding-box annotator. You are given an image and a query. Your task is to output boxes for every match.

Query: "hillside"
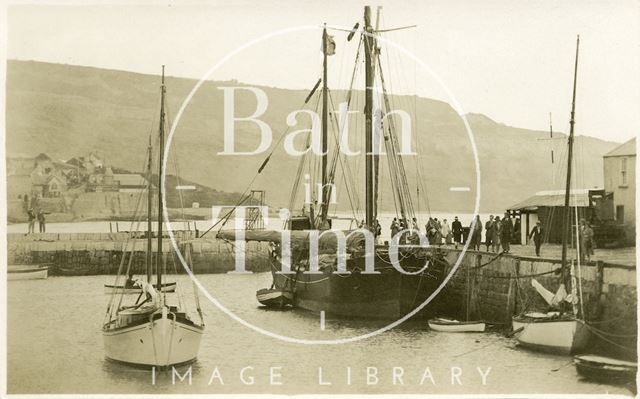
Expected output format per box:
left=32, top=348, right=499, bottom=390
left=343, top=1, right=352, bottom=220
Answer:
left=5, top=60, right=619, bottom=213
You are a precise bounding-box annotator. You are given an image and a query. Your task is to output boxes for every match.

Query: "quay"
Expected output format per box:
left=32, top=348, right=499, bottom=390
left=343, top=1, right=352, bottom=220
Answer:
left=7, top=232, right=636, bottom=359
left=7, top=231, right=271, bottom=274
left=436, top=247, right=637, bottom=360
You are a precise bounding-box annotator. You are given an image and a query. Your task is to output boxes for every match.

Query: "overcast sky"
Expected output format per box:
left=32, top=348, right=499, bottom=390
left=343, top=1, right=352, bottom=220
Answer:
left=5, top=0, right=640, bottom=143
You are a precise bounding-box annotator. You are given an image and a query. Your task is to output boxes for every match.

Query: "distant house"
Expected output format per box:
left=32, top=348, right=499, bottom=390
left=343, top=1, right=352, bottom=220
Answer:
left=603, top=138, right=636, bottom=245
left=31, top=171, right=69, bottom=198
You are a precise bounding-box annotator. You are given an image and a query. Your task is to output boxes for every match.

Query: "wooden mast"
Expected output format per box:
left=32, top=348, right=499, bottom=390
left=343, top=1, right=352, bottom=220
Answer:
left=156, top=66, right=166, bottom=288
left=320, top=24, right=329, bottom=225
left=561, top=36, right=580, bottom=288
left=364, top=5, right=375, bottom=228
left=146, top=135, right=153, bottom=283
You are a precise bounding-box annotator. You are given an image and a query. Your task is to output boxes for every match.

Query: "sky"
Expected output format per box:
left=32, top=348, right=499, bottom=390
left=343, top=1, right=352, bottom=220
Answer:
left=4, top=0, right=640, bottom=143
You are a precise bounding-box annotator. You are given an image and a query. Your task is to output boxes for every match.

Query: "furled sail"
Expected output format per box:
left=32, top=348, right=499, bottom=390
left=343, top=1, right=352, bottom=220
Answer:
left=217, top=229, right=368, bottom=253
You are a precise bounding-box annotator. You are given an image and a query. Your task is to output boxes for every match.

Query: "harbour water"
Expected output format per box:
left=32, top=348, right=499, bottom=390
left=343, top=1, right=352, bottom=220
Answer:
left=7, top=273, right=630, bottom=395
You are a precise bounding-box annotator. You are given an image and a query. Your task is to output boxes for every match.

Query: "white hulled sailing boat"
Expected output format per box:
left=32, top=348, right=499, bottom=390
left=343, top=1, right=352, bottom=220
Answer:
left=511, top=36, right=589, bottom=355
left=102, top=67, right=204, bottom=367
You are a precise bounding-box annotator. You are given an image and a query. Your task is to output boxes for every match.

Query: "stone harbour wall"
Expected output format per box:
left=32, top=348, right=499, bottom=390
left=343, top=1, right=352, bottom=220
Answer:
left=436, top=248, right=637, bottom=359
left=7, top=232, right=271, bottom=275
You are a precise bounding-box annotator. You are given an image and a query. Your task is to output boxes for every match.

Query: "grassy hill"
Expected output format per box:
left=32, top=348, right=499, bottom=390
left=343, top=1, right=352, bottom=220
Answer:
left=6, top=60, right=618, bottom=213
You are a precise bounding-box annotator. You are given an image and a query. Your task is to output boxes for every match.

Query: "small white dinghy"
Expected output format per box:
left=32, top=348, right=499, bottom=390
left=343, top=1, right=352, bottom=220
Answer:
left=8, top=265, right=49, bottom=280
left=428, top=317, right=486, bottom=332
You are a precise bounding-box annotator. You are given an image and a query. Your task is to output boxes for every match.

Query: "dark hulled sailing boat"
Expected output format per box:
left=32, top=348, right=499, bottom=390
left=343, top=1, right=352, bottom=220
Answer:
left=218, top=6, right=447, bottom=319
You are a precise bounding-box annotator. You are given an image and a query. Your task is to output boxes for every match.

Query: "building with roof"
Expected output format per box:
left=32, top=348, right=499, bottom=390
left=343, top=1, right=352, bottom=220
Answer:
left=603, top=138, right=636, bottom=245
left=507, top=189, right=597, bottom=244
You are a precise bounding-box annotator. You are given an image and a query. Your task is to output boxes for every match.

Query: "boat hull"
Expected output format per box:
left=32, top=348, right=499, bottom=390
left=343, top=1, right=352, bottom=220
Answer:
left=574, top=354, right=638, bottom=384
left=103, top=313, right=203, bottom=367
left=428, top=318, right=486, bottom=332
left=104, top=282, right=177, bottom=295
left=256, top=288, right=293, bottom=307
left=8, top=266, right=48, bottom=280
left=512, top=314, right=589, bottom=355
left=272, top=247, right=445, bottom=319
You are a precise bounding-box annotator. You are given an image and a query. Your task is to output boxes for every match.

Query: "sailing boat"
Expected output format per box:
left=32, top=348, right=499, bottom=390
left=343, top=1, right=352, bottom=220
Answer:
left=511, top=36, right=589, bottom=355
left=218, top=6, right=447, bottom=319
left=102, top=67, right=204, bottom=367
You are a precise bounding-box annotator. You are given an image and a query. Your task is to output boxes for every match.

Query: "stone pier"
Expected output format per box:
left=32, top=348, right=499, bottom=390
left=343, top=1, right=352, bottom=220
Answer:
left=435, top=248, right=637, bottom=359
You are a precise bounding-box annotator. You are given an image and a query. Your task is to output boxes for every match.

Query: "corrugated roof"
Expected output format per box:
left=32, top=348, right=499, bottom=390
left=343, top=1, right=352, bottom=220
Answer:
left=604, top=137, right=636, bottom=157
left=508, top=192, right=590, bottom=211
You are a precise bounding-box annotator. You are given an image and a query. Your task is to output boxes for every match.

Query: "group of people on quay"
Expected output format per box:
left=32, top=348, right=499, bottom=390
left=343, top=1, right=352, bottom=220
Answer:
left=383, top=214, right=598, bottom=261
left=468, top=213, right=518, bottom=253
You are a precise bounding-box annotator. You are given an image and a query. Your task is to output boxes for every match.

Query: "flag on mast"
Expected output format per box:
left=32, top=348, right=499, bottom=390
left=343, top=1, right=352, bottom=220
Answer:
left=324, top=34, right=336, bottom=56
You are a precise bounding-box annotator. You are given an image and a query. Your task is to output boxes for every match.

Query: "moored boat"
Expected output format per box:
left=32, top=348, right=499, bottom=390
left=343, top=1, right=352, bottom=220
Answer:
left=428, top=317, right=486, bottom=332
left=256, top=288, right=293, bottom=307
left=217, top=7, right=448, bottom=319
left=574, top=354, right=638, bottom=384
left=102, top=67, right=204, bottom=368
left=511, top=37, right=591, bottom=356
left=8, top=265, right=49, bottom=280
left=512, top=312, right=589, bottom=355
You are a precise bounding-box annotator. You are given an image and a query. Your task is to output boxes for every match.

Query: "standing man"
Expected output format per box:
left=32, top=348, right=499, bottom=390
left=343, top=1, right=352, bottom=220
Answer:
left=440, top=219, right=451, bottom=246
left=579, top=219, right=595, bottom=262
left=390, top=218, right=399, bottom=241
left=485, top=215, right=494, bottom=251
left=528, top=221, right=544, bottom=256
left=491, top=216, right=502, bottom=253
left=37, top=209, right=46, bottom=233
left=471, top=215, right=482, bottom=251
left=501, top=213, right=513, bottom=253
left=27, top=208, right=36, bottom=234
left=452, top=216, right=463, bottom=249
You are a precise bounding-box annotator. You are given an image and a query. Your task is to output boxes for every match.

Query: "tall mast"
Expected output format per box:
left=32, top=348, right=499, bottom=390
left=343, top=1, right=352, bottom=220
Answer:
left=146, top=135, right=153, bottom=283
left=320, top=24, right=329, bottom=224
left=561, top=36, right=579, bottom=288
left=364, top=5, right=375, bottom=228
left=156, top=66, right=166, bottom=288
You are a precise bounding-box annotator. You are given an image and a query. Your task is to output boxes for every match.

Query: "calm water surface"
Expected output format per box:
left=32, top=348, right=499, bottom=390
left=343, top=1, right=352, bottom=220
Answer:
left=7, top=273, right=631, bottom=395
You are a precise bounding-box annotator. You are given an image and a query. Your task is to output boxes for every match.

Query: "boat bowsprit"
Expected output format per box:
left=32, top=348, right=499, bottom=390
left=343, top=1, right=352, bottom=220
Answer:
left=256, top=288, right=293, bottom=308
left=428, top=317, right=486, bottom=332
left=8, top=265, right=49, bottom=280
left=574, top=354, right=637, bottom=385
left=103, top=281, right=177, bottom=294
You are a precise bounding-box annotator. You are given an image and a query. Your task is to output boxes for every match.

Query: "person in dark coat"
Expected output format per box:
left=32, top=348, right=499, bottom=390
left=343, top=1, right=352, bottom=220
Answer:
left=27, top=208, right=36, bottom=234
left=390, top=218, right=399, bottom=241
left=485, top=215, right=494, bottom=251
left=452, top=216, right=463, bottom=249
left=528, top=221, right=544, bottom=256
left=500, top=213, right=513, bottom=253
left=37, top=209, right=46, bottom=233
